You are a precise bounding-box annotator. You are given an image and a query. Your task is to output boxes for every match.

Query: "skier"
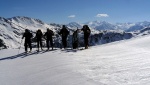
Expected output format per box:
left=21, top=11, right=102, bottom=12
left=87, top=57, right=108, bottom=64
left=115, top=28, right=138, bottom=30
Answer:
left=44, top=28, right=54, bottom=50
left=58, top=25, right=69, bottom=49
left=22, top=29, right=33, bottom=53
left=81, top=25, right=91, bottom=49
left=72, top=29, right=79, bottom=49
left=35, top=29, right=43, bottom=51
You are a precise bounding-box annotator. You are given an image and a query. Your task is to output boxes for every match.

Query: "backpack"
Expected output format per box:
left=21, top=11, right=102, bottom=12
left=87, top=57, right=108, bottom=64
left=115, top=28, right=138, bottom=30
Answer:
left=50, top=30, right=54, bottom=36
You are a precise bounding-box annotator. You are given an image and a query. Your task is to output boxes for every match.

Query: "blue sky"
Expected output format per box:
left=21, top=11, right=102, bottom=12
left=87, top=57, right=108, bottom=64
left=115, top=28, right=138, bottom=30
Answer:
left=0, top=0, right=150, bottom=24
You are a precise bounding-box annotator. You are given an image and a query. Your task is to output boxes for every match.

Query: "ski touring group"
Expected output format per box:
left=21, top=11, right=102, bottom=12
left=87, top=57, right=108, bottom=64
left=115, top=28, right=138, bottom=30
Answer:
left=22, top=25, right=91, bottom=53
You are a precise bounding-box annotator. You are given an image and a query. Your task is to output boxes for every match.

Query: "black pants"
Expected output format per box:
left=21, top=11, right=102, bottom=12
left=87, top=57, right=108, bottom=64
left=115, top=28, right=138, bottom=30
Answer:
left=62, top=37, right=67, bottom=48
left=24, top=40, right=32, bottom=52
left=37, top=39, right=42, bottom=50
left=84, top=34, right=90, bottom=49
left=46, top=38, right=53, bottom=50
left=73, top=41, right=78, bottom=49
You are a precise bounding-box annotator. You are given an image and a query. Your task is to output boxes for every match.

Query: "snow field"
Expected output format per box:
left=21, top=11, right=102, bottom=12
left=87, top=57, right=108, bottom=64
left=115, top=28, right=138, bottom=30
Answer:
left=74, top=35, right=150, bottom=85
left=1, top=35, right=150, bottom=85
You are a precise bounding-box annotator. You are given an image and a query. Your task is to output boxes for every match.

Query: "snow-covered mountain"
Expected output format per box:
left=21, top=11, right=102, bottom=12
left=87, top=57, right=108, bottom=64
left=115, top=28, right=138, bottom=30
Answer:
left=66, top=22, right=83, bottom=29
left=1, top=16, right=150, bottom=49
left=85, top=21, right=117, bottom=30
left=116, top=22, right=136, bottom=31
left=133, top=27, right=150, bottom=37
left=85, top=21, right=150, bottom=32
left=0, top=16, right=58, bottom=49
left=0, top=16, right=100, bottom=49
left=125, top=21, right=150, bottom=32
left=66, top=21, right=150, bottom=46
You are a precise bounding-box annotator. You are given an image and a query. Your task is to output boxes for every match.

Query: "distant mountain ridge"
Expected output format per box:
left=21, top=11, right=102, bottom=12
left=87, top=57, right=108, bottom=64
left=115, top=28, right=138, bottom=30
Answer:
left=84, top=21, right=150, bottom=32
left=66, top=20, right=150, bottom=32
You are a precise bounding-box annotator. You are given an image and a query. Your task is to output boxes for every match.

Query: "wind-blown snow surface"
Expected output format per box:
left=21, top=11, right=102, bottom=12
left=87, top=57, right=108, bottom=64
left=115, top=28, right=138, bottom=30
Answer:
left=1, top=35, right=150, bottom=85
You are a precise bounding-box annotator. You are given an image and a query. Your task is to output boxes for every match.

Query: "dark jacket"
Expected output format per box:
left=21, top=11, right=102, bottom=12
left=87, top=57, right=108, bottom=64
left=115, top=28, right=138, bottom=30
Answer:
left=22, top=30, right=33, bottom=42
left=59, top=27, right=69, bottom=38
left=44, top=29, right=54, bottom=40
left=35, top=30, right=43, bottom=41
left=81, top=25, right=91, bottom=37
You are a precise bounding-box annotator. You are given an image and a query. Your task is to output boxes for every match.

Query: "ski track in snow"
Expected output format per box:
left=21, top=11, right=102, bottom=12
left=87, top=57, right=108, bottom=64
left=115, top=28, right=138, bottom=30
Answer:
left=1, top=35, right=150, bottom=85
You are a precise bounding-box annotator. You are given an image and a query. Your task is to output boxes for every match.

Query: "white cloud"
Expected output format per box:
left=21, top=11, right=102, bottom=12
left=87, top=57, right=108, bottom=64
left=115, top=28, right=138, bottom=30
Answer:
left=96, top=14, right=109, bottom=17
left=68, top=15, right=76, bottom=18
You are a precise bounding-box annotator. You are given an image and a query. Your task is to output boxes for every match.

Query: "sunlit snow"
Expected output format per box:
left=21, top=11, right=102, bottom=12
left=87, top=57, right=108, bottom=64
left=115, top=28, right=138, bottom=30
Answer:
left=0, top=35, right=150, bottom=85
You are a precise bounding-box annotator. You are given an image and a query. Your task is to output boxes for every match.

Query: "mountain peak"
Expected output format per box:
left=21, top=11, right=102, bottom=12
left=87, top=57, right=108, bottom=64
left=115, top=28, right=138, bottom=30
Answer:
left=67, top=22, right=82, bottom=28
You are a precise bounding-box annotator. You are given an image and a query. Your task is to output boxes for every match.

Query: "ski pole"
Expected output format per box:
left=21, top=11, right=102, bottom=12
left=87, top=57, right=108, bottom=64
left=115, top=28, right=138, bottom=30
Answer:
left=18, top=39, right=23, bottom=54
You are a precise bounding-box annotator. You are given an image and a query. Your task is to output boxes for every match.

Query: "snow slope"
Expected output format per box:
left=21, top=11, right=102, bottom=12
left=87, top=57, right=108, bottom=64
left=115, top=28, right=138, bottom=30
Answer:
left=76, top=35, right=150, bottom=85
left=0, top=16, right=57, bottom=48
left=0, top=34, right=150, bottom=85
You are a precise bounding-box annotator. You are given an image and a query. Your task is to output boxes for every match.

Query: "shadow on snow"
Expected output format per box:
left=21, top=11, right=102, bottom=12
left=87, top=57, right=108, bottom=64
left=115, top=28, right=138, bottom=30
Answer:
left=0, top=49, right=55, bottom=61
left=0, top=48, right=83, bottom=61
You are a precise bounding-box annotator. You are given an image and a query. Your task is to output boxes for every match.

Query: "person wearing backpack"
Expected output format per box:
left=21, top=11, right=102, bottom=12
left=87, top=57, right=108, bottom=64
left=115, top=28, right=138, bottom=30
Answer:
left=72, top=29, right=79, bottom=49
left=59, top=25, right=69, bottom=49
left=35, top=29, right=43, bottom=51
left=44, top=28, right=54, bottom=50
left=22, top=29, right=33, bottom=52
left=81, top=25, right=91, bottom=49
